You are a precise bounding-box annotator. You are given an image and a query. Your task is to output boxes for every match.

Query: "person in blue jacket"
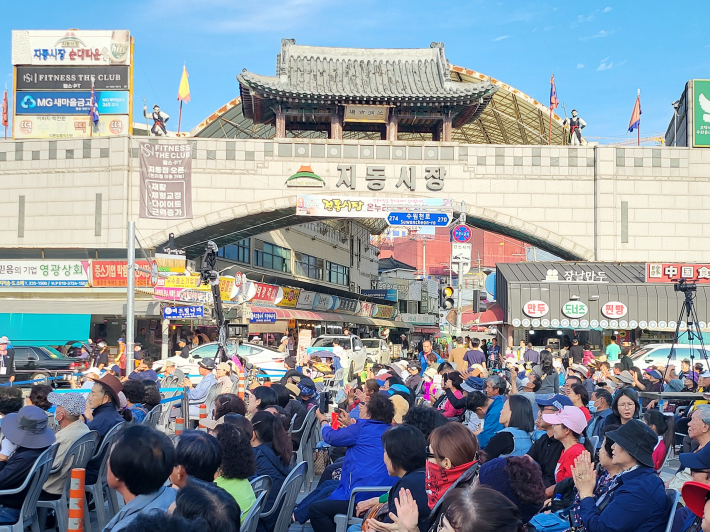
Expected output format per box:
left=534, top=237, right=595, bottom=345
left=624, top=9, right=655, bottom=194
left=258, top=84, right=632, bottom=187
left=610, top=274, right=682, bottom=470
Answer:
left=466, top=391, right=505, bottom=448
left=571, top=419, right=669, bottom=532
left=311, top=393, right=397, bottom=532
left=249, top=410, right=293, bottom=532
left=418, top=341, right=444, bottom=375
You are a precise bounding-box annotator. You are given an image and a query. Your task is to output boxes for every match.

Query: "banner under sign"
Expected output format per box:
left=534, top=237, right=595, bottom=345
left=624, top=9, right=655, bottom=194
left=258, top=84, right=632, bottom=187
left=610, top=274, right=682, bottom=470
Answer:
left=297, top=195, right=453, bottom=219
left=16, top=65, right=131, bottom=91
left=250, top=311, right=277, bottom=323
left=139, top=142, right=193, bottom=220
left=162, top=306, right=204, bottom=319
left=13, top=114, right=129, bottom=139
left=15, top=91, right=129, bottom=115
left=91, top=260, right=152, bottom=287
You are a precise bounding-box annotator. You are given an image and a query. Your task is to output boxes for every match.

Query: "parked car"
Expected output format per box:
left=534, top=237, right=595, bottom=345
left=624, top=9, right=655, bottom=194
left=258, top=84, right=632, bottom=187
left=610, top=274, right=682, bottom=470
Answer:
left=307, top=334, right=368, bottom=381
left=361, top=338, right=391, bottom=364
left=152, top=341, right=239, bottom=384
left=12, top=346, right=89, bottom=385
left=630, top=343, right=710, bottom=371
left=237, top=344, right=287, bottom=380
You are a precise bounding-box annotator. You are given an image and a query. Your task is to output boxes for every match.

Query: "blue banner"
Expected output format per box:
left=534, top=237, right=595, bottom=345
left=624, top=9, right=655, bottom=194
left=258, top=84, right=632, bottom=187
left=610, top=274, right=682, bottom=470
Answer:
left=162, top=305, right=204, bottom=319
left=15, top=91, right=129, bottom=115
left=362, top=289, right=398, bottom=302
left=250, top=311, right=277, bottom=323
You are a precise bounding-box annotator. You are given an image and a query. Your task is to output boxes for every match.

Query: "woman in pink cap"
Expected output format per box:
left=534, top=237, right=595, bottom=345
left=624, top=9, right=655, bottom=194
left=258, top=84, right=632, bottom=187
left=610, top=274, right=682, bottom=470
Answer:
left=542, top=405, right=595, bottom=497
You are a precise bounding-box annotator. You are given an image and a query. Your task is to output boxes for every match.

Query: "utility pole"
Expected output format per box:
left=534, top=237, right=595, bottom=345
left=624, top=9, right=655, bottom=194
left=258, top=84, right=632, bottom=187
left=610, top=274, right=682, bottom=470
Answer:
left=422, top=237, right=426, bottom=278
left=455, top=211, right=466, bottom=337
left=126, top=221, right=135, bottom=373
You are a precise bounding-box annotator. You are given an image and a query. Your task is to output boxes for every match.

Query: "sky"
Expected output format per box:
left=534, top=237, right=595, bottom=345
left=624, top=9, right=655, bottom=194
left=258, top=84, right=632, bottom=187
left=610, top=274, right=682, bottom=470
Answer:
left=3, top=0, right=709, bottom=142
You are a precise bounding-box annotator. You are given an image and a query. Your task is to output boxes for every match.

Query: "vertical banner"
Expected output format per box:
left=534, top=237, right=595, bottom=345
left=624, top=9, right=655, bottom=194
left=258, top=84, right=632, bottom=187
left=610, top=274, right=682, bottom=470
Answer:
left=139, top=142, right=192, bottom=220
left=298, top=329, right=312, bottom=366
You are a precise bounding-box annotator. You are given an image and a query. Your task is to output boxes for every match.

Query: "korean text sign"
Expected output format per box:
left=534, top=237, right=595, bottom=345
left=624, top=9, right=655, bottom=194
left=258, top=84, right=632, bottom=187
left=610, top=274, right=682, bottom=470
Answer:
left=139, top=142, right=193, bottom=220
left=0, top=260, right=88, bottom=287
left=646, top=263, right=710, bottom=284
left=15, top=91, right=129, bottom=115
left=91, top=260, right=152, bottom=287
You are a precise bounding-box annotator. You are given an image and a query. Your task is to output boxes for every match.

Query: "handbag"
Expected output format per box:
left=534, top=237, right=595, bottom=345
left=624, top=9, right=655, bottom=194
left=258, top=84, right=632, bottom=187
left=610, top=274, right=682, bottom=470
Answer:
left=361, top=502, right=389, bottom=532
left=313, top=448, right=330, bottom=475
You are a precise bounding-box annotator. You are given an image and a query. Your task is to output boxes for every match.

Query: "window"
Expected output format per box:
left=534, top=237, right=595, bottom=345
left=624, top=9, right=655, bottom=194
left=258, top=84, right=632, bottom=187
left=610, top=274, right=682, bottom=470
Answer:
left=294, top=252, right=323, bottom=280
left=326, top=261, right=349, bottom=286
left=218, top=238, right=250, bottom=264
left=254, top=240, right=291, bottom=273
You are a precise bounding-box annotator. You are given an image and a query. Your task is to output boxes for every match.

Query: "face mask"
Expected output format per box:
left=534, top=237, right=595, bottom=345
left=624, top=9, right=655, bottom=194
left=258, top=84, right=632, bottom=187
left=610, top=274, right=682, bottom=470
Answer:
left=588, top=401, right=597, bottom=414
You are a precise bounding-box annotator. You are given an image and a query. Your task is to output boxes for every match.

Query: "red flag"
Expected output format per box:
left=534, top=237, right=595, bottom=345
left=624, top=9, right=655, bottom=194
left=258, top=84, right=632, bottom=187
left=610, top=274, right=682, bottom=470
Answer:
left=628, top=90, right=642, bottom=132
left=549, top=75, right=559, bottom=110
left=1, top=90, right=7, bottom=128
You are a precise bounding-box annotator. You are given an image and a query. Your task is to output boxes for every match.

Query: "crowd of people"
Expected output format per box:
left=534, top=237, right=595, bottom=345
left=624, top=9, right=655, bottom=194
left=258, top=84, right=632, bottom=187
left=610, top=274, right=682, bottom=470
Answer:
left=0, top=333, right=704, bottom=532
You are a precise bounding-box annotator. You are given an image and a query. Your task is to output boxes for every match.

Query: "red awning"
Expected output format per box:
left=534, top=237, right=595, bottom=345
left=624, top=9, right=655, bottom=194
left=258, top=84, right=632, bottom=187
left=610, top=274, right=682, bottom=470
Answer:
left=461, top=302, right=504, bottom=326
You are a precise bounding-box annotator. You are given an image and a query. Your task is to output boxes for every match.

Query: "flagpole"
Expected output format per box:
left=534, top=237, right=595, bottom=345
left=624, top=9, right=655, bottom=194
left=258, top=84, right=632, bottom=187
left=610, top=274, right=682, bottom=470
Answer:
left=178, top=101, right=183, bottom=136
left=637, top=89, right=640, bottom=146
left=548, top=107, right=552, bottom=145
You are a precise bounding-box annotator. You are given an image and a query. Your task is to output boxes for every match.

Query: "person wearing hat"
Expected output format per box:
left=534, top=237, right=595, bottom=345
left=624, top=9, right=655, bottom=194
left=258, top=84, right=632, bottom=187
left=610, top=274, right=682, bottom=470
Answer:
left=93, top=340, right=110, bottom=371
left=528, top=395, right=573, bottom=488
left=404, top=362, right=422, bottom=393
left=0, top=406, right=56, bottom=523
left=296, top=376, right=319, bottom=410
left=0, top=337, right=15, bottom=385
left=681, top=480, right=710, bottom=532
left=569, top=338, right=584, bottom=365
left=571, top=419, right=669, bottom=532
left=177, top=339, right=190, bottom=359
left=215, top=362, right=233, bottom=394
left=41, top=393, right=91, bottom=499
left=541, top=406, right=593, bottom=491
left=184, top=358, right=216, bottom=420
left=674, top=444, right=710, bottom=532
left=80, top=367, right=103, bottom=394
left=160, top=360, right=184, bottom=389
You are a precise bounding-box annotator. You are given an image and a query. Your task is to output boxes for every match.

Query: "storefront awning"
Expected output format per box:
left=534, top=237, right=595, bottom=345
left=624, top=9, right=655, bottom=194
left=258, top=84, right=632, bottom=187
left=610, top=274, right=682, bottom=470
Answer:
left=497, top=262, right=710, bottom=331
left=462, top=303, right=504, bottom=326
left=0, top=298, right=161, bottom=316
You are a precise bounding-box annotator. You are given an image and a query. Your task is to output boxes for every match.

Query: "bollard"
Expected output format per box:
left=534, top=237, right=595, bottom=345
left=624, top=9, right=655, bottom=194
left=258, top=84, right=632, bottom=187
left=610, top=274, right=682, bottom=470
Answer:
left=68, top=468, right=85, bottom=532
left=175, top=417, right=184, bottom=435
left=198, top=404, right=207, bottom=431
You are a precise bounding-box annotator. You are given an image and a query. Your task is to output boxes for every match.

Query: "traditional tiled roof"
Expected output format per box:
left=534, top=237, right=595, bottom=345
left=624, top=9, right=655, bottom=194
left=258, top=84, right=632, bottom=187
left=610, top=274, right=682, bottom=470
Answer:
left=238, top=39, right=495, bottom=104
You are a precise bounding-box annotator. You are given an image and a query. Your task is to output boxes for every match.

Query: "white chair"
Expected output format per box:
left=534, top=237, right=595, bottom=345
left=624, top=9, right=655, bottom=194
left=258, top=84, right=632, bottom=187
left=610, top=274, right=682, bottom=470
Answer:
left=84, top=422, right=125, bottom=530
left=249, top=475, right=272, bottom=500
left=259, top=461, right=307, bottom=532
left=38, top=431, right=99, bottom=532
left=141, top=405, right=161, bottom=429
left=241, top=492, right=267, bottom=532
left=664, top=489, right=680, bottom=532
left=334, top=486, right=392, bottom=532
left=0, top=444, right=58, bottom=532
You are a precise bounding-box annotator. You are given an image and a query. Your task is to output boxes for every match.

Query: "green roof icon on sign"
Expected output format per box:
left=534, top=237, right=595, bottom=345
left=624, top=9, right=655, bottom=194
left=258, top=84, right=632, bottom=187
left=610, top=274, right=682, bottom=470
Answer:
left=286, top=165, right=324, bottom=186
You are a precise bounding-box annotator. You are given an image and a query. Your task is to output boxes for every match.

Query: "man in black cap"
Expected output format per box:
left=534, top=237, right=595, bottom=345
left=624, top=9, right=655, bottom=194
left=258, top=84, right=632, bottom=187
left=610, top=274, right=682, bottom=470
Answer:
left=0, top=406, right=56, bottom=523
left=571, top=419, right=669, bottom=532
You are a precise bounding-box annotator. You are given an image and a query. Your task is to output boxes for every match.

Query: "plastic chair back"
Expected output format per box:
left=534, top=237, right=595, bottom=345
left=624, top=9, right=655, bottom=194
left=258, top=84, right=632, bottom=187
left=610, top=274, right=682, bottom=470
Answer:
left=142, top=405, right=161, bottom=428
left=94, top=421, right=126, bottom=486
left=241, top=492, right=267, bottom=532
left=334, top=486, right=391, bottom=532
left=293, top=406, right=317, bottom=455
left=19, top=444, right=58, bottom=528
left=57, top=431, right=99, bottom=492
left=260, top=461, right=307, bottom=532
left=204, top=382, right=222, bottom=417
left=249, top=474, right=272, bottom=500
left=664, top=489, right=680, bottom=532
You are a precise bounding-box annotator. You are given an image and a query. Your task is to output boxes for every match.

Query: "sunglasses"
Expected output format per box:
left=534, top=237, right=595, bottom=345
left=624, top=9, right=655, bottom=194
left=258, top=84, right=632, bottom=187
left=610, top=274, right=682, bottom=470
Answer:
left=426, top=445, right=437, bottom=459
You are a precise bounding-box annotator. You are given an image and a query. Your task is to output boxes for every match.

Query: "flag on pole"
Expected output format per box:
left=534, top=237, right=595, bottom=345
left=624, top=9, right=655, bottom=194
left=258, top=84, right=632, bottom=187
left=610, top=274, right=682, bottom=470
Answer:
left=549, top=75, right=559, bottom=110
left=1, top=90, right=7, bottom=128
left=177, top=65, right=191, bottom=102
left=628, top=90, right=642, bottom=132
left=89, top=81, right=100, bottom=125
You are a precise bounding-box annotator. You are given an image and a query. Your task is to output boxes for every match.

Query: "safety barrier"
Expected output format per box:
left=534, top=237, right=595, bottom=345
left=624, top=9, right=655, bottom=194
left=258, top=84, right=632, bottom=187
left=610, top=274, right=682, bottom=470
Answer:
left=67, top=468, right=85, bottom=532
left=175, top=417, right=184, bottom=435
left=198, top=404, right=207, bottom=431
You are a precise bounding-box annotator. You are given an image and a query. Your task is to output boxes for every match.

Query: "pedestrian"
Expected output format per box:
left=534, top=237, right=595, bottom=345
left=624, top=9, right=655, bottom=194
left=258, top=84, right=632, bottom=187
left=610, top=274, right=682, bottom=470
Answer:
left=177, top=340, right=190, bottom=359
left=401, top=335, right=410, bottom=358
left=418, top=341, right=443, bottom=375
left=104, top=426, right=176, bottom=532
left=462, top=339, right=486, bottom=371
left=0, top=337, right=15, bottom=385
left=448, top=337, right=468, bottom=372
left=531, top=351, right=559, bottom=394
left=116, top=337, right=127, bottom=376
left=569, top=339, right=584, bottom=365
left=523, top=343, right=540, bottom=365
left=583, top=343, right=595, bottom=366
left=605, top=335, right=621, bottom=362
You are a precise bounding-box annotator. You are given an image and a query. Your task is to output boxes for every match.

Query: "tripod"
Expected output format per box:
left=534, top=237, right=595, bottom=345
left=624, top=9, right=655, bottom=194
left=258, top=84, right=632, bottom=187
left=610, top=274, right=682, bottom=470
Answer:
left=662, top=280, right=710, bottom=383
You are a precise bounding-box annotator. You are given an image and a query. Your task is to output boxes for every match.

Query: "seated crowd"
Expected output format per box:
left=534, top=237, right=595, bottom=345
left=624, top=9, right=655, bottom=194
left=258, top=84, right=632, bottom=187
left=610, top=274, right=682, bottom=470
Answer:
left=0, top=336, right=698, bottom=532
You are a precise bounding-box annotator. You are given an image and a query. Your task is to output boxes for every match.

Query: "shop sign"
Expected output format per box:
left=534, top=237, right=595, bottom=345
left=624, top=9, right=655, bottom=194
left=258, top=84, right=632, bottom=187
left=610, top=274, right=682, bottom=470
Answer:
left=12, top=30, right=131, bottom=66
left=362, top=289, right=398, bottom=302
left=90, top=260, right=152, bottom=287
left=297, top=329, right=312, bottom=366
left=297, top=195, right=453, bottom=218
left=343, top=104, right=389, bottom=123
left=162, top=306, right=204, bottom=319
left=250, top=311, right=277, bottom=324
left=139, top=142, right=193, bottom=221
left=358, top=302, right=374, bottom=317
left=0, top=260, right=89, bottom=287
left=296, top=290, right=316, bottom=309
left=336, top=298, right=360, bottom=315
left=646, top=263, right=710, bottom=283
left=523, top=300, right=549, bottom=318
left=16, top=65, right=131, bottom=91
left=313, top=294, right=334, bottom=311
left=277, top=287, right=300, bottom=308
left=377, top=279, right=409, bottom=299
left=562, top=301, right=588, bottom=319
left=155, top=234, right=186, bottom=274
left=601, top=301, right=628, bottom=319
left=157, top=274, right=234, bottom=302
left=251, top=283, right=279, bottom=303
left=693, top=80, right=710, bottom=147
left=543, top=268, right=608, bottom=283
left=399, top=313, right=436, bottom=324
left=154, top=287, right=212, bottom=305
left=13, top=114, right=129, bottom=139
left=372, top=305, right=395, bottom=319
left=16, top=91, right=129, bottom=115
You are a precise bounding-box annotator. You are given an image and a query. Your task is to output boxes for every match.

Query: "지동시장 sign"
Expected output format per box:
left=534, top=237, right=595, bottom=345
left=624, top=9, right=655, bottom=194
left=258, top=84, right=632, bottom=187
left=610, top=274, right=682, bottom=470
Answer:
left=12, top=30, right=131, bottom=66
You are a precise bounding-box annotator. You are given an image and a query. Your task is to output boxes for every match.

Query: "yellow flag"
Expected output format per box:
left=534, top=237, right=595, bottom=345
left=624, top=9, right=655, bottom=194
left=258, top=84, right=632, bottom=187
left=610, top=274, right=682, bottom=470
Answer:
left=177, top=65, right=190, bottom=102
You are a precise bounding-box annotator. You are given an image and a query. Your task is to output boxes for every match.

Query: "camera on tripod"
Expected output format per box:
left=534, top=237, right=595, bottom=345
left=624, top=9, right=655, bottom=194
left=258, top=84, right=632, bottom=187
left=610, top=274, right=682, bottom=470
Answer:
left=674, top=279, right=697, bottom=293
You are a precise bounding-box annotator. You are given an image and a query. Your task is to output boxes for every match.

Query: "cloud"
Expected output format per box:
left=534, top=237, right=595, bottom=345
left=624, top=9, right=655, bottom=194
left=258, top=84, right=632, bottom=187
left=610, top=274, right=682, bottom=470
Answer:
left=580, top=29, right=613, bottom=41
left=577, top=63, right=585, bottom=69
left=597, top=59, right=614, bottom=71
left=603, top=6, right=612, bottom=12
left=493, top=35, right=510, bottom=41
left=577, top=13, right=595, bottom=23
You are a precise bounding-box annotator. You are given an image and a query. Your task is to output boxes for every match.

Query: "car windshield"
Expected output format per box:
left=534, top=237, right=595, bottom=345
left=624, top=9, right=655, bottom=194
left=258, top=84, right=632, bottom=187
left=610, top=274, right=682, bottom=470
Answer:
left=361, top=339, right=381, bottom=348
left=40, top=347, right=64, bottom=359
left=630, top=347, right=654, bottom=360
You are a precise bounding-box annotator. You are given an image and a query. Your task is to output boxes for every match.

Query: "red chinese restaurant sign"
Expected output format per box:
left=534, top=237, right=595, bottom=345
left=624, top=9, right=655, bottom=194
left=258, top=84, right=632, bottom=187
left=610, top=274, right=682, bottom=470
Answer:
left=91, top=260, right=152, bottom=287
left=645, top=263, right=710, bottom=284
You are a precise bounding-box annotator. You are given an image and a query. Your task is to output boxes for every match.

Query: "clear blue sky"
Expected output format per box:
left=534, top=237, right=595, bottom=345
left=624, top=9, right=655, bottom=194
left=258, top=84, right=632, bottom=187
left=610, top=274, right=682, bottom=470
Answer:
left=3, top=0, right=708, bottom=142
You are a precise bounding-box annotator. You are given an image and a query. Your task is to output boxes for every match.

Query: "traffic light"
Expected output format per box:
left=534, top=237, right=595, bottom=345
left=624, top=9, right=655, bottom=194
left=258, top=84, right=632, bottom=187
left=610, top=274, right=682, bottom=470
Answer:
left=473, top=289, right=488, bottom=313
left=439, top=286, right=455, bottom=310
